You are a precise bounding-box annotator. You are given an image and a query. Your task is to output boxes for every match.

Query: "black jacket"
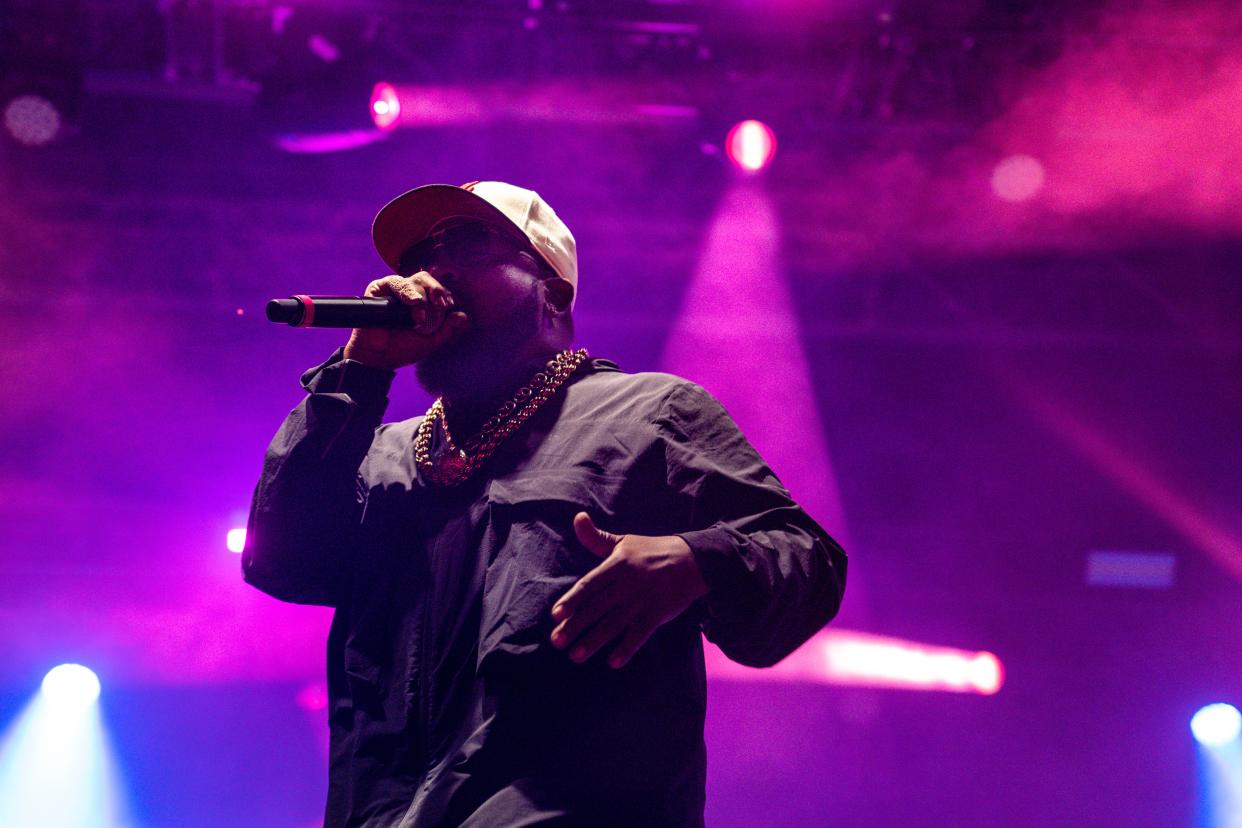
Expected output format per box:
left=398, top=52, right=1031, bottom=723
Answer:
left=243, top=349, right=846, bottom=827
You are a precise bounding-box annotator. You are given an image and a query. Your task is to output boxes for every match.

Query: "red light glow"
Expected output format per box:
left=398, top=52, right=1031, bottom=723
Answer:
left=370, top=82, right=401, bottom=131
left=725, top=119, right=777, bottom=173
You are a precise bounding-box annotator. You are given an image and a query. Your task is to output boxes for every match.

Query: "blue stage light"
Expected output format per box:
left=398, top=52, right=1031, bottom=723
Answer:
left=1192, top=703, right=1242, bottom=747
left=0, top=664, right=131, bottom=826
left=40, top=664, right=101, bottom=709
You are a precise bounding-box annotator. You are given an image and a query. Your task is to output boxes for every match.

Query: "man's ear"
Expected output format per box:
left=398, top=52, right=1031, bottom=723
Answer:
left=543, top=277, right=574, bottom=313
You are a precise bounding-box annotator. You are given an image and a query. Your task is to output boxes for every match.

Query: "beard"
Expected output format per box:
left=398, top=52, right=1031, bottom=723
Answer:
left=415, top=287, right=543, bottom=401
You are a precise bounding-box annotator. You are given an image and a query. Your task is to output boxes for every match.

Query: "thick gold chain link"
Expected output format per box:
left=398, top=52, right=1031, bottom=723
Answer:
left=414, top=348, right=589, bottom=486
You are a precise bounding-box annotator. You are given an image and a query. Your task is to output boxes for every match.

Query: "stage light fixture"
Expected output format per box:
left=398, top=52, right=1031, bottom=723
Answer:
left=725, top=119, right=776, bottom=173
left=370, top=82, right=401, bottom=131
left=40, top=664, right=101, bottom=709
left=1193, top=703, right=1242, bottom=747
left=226, top=527, right=247, bottom=554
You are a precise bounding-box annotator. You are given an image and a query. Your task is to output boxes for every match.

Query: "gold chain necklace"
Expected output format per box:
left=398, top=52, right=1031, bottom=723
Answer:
left=414, top=348, right=589, bottom=486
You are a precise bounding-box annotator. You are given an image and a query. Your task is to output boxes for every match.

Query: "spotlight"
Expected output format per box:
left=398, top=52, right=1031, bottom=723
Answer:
left=1192, top=703, right=1242, bottom=747
left=725, top=119, right=776, bottom=173
left=820, top=634, right=1005, bottom=695
left=969, top=652, right=1004, bottom=695
left=40, top=664, right=100, bottom=709
left=3, top=94, right=62, bottom=147
left=226, top=527, right=247, bottom=554
left=370, top=82, right=401, bottom=131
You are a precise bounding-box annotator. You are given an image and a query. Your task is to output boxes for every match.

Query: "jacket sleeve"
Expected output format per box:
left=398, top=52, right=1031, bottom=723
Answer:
left=658, top=381, right=847, bottom=668
left=241, top=347, right=396, bottom=607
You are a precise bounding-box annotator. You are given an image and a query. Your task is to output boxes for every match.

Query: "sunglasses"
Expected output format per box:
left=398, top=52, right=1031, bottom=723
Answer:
left=399, top=223, right=545, bottom=277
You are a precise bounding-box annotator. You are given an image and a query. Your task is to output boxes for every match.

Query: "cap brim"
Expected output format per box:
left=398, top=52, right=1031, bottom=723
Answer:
left=371, top=184, right=530, bottom=273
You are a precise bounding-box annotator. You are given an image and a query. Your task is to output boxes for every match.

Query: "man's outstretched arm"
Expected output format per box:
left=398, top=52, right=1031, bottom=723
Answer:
left=661, top=381, right=847, bottom=668
left=548, top=380, right=846, bottom=670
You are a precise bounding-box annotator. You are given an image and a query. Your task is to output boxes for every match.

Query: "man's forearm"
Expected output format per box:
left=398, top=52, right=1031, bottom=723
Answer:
left=241, top=349, right=394, bottom=606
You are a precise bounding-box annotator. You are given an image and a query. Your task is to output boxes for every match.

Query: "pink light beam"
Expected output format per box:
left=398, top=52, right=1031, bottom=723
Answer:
left=1004, top=377, right=1242, bottom=583
left=659, top=179, right=858, bottom=620
left=704, top=631, right=1004, bottom=695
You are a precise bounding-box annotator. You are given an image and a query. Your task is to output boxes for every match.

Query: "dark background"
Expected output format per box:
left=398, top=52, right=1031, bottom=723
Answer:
left=1, top=1, right=1239, bottom=825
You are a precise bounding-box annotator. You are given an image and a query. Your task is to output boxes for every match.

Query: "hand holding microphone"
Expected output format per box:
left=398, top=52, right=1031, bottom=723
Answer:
left=345, top=272, right=468, bottom=370
left=267, top=271, right=469, bottom=371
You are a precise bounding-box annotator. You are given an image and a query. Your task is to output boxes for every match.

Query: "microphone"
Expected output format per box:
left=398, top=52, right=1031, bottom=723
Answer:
left=266, top=295, right=420, bottom=328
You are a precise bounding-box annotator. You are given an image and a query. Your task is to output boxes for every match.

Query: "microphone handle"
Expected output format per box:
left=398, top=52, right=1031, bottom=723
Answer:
left=266, top=296, right=416, bottom=328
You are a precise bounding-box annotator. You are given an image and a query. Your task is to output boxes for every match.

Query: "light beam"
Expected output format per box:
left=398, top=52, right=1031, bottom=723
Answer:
left=704, top=630, right=1004, bottom=695
left=0, top=670, right=134, bottom=828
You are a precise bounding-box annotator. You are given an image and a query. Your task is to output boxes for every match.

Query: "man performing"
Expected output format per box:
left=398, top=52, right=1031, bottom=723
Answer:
left=242, top=181, right=847, bottom=827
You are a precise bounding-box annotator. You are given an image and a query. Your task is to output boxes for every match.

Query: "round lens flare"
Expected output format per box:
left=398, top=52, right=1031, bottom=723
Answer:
left=4, top=94, right=62, bottom=147
left=1192, top=703, right=1242, bottom=747
left=991, top=154, right=1045, bottom=202
left=41, top=664, right=101, bottom=708
left=370, top=82, right=401, bottom=131
left=726, top=119, right=777, bottom=173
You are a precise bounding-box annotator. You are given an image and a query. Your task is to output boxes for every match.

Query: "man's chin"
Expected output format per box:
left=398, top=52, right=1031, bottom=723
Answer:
left=414, top=350, right=467, bottom=399
left=414, top=335, right=493, bottom=399
left=416, top=296, right=542, bottom=400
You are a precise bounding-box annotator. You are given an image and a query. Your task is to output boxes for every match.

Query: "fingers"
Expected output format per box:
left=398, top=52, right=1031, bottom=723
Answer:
left=606, top=622, right=656, bottom=669
left=364, top=275, right=427, bottom=325
left=550, top=514, right=663, bottom=668
left=551, top=581, right=614, bottom=650
left=553, top=604, right=656, bottom=670
left=410, top=272, right=455, bottom=311
left=573, top=511, right=623, bottom=558
left=561, top=612, right=629, bottom=664
left=364, top=273, right=454, bottom=326
left=550, top=584, right=653, bottom=668
left=552, top=514, right=621, bottom=621
left=552, top=562, right=607, bottom=622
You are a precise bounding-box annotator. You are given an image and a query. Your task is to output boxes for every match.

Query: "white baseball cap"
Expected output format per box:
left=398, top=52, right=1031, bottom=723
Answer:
left=372, top=181, right=578, bottom=309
